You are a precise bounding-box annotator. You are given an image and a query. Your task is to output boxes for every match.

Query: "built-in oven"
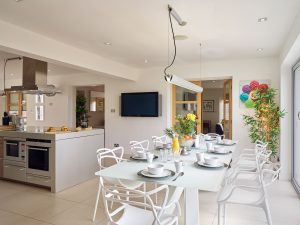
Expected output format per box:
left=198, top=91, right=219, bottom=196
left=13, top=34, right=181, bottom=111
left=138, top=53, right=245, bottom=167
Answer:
left=4, top=138, right=26, bottom=162
left=26, top=139, right=52, bottom=177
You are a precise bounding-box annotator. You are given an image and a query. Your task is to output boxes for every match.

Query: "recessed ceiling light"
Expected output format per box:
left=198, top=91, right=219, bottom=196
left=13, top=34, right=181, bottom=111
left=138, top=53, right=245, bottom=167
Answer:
left=174, top=35, right=188, bottom=40
left=258, top=17, right=268, bottom=22
left=144, top=59, right=148, bottom=64
left=10, top=73, right=14, bottom=76
left=257, top=48, right=263, bottom=52
left=104, top=42, right=111, bottom=46
left=15, top=0, right=23, bottom=2
left=48, top=69, right=51, bottom=72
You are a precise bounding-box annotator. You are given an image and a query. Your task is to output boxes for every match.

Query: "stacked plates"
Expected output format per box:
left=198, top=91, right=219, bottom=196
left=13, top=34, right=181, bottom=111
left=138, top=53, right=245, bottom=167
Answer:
left=130, top=155, right=158, bottom=161
left=209, top=146, right=232, bottom=155
left=138, top=169, right=175, bottom=178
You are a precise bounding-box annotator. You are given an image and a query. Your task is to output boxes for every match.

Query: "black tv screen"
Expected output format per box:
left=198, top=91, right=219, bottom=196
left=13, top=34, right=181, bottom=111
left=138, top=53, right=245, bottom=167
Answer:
left=121, top=92, right=159, bottom=117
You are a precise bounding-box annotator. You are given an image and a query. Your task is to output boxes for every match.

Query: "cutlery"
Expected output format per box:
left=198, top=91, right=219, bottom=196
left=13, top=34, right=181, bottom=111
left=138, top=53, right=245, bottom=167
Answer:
left=172, top=172, right=184, bottom=181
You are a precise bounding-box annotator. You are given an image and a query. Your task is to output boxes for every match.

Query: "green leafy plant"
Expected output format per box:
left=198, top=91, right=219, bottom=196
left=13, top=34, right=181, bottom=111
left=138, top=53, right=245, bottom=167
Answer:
left=243, top=88, right=285, bottom=155
left=165, top=113, right=198, bottom=138
left=76, top=95, right=88, bottom=127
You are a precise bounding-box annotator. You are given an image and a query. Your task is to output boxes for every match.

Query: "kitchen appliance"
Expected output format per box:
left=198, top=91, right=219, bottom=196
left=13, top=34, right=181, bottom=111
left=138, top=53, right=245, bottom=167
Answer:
left=3, top=137, right=26, bottom=162
left=4, top=57, right=61, bottom=96
left=3, top=138, right=26, bottom=182
left=26, top=139, right=52, bottom=177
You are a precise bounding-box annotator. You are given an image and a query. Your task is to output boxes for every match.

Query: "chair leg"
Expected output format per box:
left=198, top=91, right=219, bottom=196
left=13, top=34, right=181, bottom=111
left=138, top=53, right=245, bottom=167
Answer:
left=262, top=199, right=273, bottom=225
left=218, top=203, right=226, bottom=225
left=218, top=203, right=222, bottom=225
left=92, top=183, right=102, bottom=221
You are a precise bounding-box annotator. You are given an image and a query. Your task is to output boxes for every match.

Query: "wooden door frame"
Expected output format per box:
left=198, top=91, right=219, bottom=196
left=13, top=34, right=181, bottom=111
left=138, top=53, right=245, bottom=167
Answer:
left=223, top=79, right=232, bottom=139
left=172, top=81, right=202, bottom=134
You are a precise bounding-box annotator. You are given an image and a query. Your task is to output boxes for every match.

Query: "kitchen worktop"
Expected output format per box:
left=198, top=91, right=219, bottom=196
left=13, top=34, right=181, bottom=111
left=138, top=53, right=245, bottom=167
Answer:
left=0, top=126, right=104, bottom=141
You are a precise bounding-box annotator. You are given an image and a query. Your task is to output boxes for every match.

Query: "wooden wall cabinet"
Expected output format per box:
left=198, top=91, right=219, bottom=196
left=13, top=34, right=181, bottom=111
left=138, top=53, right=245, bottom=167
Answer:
left=5, top=93, right=26, bottom=116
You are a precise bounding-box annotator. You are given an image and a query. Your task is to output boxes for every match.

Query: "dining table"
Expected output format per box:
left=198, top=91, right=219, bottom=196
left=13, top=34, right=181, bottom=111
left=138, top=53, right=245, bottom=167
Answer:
left=96, top=141, right=237, bottom=225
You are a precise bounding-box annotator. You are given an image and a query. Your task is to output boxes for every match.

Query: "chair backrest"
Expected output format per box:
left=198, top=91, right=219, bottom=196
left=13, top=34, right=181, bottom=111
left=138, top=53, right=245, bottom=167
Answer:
left=152, top=135, right=168, bottom=149
left=261, top=163, right=281, bottom=187
left=129, top=139, right=149, bottom=154
left=96, top=147, right=124, bottom=170
left=100, top=177, right=169, bottom=225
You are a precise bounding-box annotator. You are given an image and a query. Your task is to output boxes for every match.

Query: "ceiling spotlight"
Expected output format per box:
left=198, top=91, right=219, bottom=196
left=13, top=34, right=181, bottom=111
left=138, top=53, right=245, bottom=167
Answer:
left=144, top=59, right=148, bottom=64
left=258, top=17, right=268, bottom=22
left=168, top=5, right=187, bottom=26
left=257, top=48, right=263, bottom=51
left=10, top=73, right=14, bottom=76
left=104, top=42, right=111, bottom=46
left=48, top=69, right=51, bottom=72
left=15, top=0, right=23, bottom=2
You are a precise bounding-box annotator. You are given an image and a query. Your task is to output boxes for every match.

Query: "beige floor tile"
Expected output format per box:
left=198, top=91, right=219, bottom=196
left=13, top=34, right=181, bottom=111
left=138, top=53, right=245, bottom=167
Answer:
left=26, top=197, right=77, bottom=222
left=0, top=180, right=31, bottom=200
left=48, top=203, right=106, bottom=225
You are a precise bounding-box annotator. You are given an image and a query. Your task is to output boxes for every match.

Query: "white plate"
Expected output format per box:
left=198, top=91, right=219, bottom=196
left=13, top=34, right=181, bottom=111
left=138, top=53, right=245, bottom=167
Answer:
left=131, top=155, right=147, bottom=160
left=197, top=161, right=224, bottom=168
left=140, top=169, right=173, bottom=178
left=209, top=150, right=231, bottom=155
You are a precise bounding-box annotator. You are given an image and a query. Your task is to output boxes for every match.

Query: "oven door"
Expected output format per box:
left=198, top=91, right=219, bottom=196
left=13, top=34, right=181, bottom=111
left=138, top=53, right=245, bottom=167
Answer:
left=27, top=145, right=50, bottom=177
left=4, top=139, right=25, bottom=162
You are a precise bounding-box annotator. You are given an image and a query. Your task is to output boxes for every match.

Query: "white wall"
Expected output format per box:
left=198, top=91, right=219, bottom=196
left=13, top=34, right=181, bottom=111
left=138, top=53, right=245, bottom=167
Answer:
left=279, top=9, right=300, bottom=180
left=19, top=57, right=279, bottom=153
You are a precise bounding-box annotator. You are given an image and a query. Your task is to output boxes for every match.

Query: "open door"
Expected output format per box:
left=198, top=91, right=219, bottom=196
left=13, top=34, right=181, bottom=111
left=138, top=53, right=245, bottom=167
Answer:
left=223, top=80, right=232, bottom=139
left=172, top=81, right=202, bottom=134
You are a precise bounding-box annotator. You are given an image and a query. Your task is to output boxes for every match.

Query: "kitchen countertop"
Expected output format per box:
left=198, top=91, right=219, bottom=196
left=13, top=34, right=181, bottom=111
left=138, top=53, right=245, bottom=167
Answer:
left=0, top=126, right=104, bottom=141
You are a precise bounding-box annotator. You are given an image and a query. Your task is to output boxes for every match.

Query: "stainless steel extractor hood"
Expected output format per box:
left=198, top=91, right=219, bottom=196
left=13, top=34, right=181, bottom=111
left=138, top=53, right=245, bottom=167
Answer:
left=5, top=57, right=61, bottom=96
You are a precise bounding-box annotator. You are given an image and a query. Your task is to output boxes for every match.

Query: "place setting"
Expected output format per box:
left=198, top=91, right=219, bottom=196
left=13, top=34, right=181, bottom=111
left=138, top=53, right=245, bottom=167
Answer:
left=194, top=152, right=228, bottom=169
left=215, top=136, right=237, bottom=146
left=130, top=151, right=158, bottom=161
left=206, top=142, right=232, bottom=155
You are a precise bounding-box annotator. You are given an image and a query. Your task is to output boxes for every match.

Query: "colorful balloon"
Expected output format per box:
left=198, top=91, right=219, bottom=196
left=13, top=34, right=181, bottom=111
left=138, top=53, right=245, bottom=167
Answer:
left=245, top=98, right=254, bottom=108
left=249, top=90, right=258, bottom=100
left=258, top=83, right=269, bottom=92
left=242, top=85, right=251, bottom=94
left=240, top=93, right=249, bottom=102
left=250, top=80, right=259, bottom=90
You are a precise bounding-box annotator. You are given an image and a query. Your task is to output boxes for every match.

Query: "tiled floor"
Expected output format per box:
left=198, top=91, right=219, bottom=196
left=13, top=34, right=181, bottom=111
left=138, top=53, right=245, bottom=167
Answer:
left=0, top=178, right=299, bottom=225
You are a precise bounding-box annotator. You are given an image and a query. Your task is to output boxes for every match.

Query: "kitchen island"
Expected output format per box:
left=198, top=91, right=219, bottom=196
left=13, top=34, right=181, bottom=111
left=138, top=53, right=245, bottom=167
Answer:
left=0, top=127, right=104, bottom=192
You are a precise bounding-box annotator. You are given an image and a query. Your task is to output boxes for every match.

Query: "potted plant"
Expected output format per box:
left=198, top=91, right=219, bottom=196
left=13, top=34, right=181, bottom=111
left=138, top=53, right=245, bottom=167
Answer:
left=76, top=95, right=88, bottom=127
left=165, top=113, right=198, bottom=152
left=243, top=87, right=285, bottom=156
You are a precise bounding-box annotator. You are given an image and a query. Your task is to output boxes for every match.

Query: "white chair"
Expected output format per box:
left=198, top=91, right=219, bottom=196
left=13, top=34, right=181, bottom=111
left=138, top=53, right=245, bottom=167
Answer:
left=100, top=177, right=184, bottom=225
left=92, top=147, right=145, bottom=221
left=218, top=162, right=281, bottom=225
left=152, top=135, right=168, bottom=149
left=129, top=139, right=150, bottom=155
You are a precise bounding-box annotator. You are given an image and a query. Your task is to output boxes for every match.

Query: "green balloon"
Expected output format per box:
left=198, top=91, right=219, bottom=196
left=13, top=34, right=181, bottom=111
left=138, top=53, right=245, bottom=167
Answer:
left=245, top=99, right=254, bottom=108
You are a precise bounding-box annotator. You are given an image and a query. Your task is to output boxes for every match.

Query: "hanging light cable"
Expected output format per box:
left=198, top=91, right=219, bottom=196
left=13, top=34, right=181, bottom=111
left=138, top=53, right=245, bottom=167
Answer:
left=164, top=5, right=203, bottom=93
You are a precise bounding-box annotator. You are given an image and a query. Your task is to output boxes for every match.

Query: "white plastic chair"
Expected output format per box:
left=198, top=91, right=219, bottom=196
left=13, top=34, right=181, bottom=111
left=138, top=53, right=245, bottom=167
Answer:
left=218, top=163, right=281, bottom=225
left=129, top=139, right=150, bottom=155
left=100, top=177, right=184, bottom=225
left=152, top=135, right=168, bottom=149
left=92, top=147, right=145, bottom=221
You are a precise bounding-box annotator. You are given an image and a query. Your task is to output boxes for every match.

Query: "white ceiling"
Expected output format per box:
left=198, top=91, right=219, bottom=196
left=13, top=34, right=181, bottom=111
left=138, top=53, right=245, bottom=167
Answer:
left=0, top=0, right=299, bottom=69
left=0, top=51, right=79, bottom=79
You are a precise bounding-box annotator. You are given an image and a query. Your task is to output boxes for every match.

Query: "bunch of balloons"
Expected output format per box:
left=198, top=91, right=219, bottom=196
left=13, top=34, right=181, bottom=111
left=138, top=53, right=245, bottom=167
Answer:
left=240, top=80, right=269, bottom=108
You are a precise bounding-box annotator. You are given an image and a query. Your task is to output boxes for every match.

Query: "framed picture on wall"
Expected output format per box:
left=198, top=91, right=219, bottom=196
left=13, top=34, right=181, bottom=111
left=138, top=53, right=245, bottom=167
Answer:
left=203, top=100, right=214, bottom=112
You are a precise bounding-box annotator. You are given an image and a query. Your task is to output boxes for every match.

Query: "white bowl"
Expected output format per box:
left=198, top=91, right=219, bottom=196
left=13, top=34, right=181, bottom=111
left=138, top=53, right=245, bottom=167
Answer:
left=147, top=164, right=164, bottom=175
left=204, top=156, right=219, bottom=165
left=137, top=151, right=146, bottom=158
left=205, top=135, right=212, bottom=140
left=214, top=146, right=226, bottom=153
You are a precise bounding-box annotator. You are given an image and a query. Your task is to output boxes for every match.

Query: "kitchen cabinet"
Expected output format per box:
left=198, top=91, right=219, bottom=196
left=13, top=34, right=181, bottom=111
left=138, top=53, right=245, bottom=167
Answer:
left=6, top=93, right=26, bottom=116
left=3, top=161, right=26, bottom=182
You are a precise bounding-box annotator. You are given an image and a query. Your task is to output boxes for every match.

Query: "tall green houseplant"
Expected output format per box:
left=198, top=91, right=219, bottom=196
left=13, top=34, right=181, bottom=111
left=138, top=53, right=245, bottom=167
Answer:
left=243, top=88, right=285, bottom=155
left=76, top=95, right=88, bottom=127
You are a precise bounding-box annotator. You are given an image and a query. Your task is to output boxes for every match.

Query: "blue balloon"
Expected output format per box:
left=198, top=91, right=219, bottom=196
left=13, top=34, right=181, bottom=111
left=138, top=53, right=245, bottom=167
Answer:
left=240, top=93, right=249, bottom=102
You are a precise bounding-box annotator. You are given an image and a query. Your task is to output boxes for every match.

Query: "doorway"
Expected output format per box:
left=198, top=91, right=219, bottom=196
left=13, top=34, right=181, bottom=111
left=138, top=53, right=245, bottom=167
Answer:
left=75, top=85, right=105, bottom=129
left=171, top=79, right=232, bottom=138
left=201, top=79, right=232, bottom=139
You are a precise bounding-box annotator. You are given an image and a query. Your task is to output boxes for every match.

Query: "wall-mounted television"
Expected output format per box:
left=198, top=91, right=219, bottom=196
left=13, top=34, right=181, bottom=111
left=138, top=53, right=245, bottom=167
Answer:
left=121, top=92, right=160, bottom=117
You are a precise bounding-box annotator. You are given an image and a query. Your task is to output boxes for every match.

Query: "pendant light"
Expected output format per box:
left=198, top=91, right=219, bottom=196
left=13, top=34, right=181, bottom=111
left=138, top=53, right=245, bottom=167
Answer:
left=164, top=5, right=203, bottom=93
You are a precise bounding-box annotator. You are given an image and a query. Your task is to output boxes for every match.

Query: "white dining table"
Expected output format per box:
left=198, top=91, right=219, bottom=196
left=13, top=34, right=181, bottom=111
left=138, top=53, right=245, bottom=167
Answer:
left=96, top=142, right=236, bottom=225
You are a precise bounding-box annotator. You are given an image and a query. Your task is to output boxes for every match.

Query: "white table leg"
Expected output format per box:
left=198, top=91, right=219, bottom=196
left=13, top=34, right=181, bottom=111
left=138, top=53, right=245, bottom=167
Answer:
left=185, top=187, right=199, bottom=225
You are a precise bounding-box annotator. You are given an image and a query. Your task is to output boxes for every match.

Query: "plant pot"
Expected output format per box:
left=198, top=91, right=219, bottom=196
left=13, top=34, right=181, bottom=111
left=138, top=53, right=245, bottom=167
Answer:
left=179, top=138, right=195, bottom=150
